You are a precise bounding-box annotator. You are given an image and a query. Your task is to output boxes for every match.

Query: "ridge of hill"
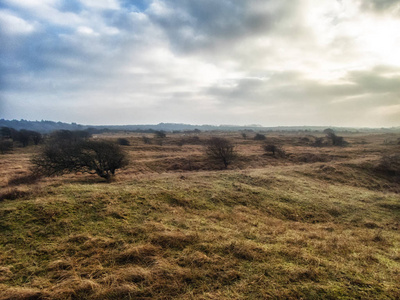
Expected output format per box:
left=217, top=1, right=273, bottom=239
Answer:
left=2, top=119, right=400, bottom=134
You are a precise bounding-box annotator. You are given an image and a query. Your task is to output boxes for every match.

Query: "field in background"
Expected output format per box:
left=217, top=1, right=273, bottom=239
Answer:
left=0, top=131, right=400, bottom=299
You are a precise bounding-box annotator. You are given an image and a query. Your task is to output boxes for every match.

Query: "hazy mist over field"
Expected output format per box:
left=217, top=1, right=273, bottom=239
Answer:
left=1, top=0, right=400, bottom=127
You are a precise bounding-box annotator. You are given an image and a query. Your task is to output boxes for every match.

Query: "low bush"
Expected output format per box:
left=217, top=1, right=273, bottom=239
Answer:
left=254, top=133, right=266, bottom=141
left=142, top=136, right=152, bottom=144
left=0, top=139, right=13, bottom=154
left=263, top=144, right=286, bottom=157
left=375, top=154, right=400, bottom=176
left=117, top=138, right=130, bottom=146
left=31, top=139, right=129, bottom=181
left=205, top=137, right=236, bottom=169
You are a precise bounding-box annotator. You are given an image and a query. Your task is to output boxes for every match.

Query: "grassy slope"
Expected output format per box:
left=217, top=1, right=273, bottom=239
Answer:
left=1, top=134, right=400, bottom=299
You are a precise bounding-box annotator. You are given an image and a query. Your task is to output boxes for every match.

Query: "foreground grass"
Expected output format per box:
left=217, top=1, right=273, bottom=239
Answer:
left=1, top=164, right=400, bottom=299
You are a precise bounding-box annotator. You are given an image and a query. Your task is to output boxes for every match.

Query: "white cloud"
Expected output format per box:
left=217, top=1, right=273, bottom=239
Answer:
left=2, top=0, right=59, bottom=9
left=0, top=10, right=36, bottom=35
left=1, top=0, right=400, bottom=127
left=80, top=0, right=120, bottom=10
left=76, top=26, right=98, bottom=36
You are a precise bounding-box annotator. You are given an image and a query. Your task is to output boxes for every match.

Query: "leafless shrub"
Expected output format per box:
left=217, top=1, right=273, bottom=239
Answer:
left=142, top=136, right=152, bottom=144
left=254, top=133, right=266, bottom=141
left=263, top=144, right=286, bottom=157
left=0, top=139, right=13, bottom=154
left=31, top=140, right=129, bottom=181
left=154, top=131, right=166, bottom=139
left=324, top=129, right=348, bottom=147
left=117, top=138, right=130, bottom=146
left=375, top=154, right=400, bottom=176
left=312, top=137, right=326, bottom=147
left=50, top=130, right=91, bottom=143
left=205, top=137, right=236, bottom=169
left=176, top=136, right=201, bottom=146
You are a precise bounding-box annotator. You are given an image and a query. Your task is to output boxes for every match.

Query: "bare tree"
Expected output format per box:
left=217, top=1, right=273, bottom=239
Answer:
left=0, top=127, right=13, bottom=154
left=312, top=137, right=325, bottom=147
left=326, top=132, right=347, bottom=146
left=18, top=130, right=32, bottom=147
left=50, top=130, right=91, bottom=144
left=154, top=131, right=166, bottom=139
left=375, top=154, right=400, bottom=176
left=142, top=136, right=152, bottom=144
left=254, top=133, right=266, bottom=141
left=263, top=144, right=286, bottom=157
left=32, top=140, right=129, bottom=181
left=0, top=140, right=13, bottom=154
left=205, top=137, right=236, bottom=169
left=117, top=138, right=130, bottom=146
left=31, top=131, right=43, bottom=145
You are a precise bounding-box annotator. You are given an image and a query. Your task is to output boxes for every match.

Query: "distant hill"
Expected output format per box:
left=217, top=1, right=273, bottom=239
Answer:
left=1, top=119, right=399, bottom=134
left=0, top=119, right=87, bottom=133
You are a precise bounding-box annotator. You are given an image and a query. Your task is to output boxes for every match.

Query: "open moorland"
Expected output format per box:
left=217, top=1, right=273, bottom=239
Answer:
left=1, top=130, right=400, bottom=299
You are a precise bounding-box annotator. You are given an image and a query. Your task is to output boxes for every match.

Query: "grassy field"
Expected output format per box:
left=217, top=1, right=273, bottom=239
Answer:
left=0, top=131, right=400, bottom=299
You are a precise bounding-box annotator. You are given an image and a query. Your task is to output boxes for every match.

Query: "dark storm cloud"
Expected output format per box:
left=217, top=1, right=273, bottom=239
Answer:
left=148, top=0, right=297, bottom=54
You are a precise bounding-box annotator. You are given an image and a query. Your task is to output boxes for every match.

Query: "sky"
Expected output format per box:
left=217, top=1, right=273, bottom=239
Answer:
left=1, top=0, right=400, bottom=127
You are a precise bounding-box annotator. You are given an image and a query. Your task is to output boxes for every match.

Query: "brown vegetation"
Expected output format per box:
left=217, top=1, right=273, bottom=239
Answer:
left=0, top=130, right=399, bottom=299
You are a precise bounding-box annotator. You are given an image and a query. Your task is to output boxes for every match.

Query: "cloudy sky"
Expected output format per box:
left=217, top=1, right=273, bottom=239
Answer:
left=1, top=0, right=400, bottom=127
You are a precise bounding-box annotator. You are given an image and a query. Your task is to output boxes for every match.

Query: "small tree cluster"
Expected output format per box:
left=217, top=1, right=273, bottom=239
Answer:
left=254, top=133, right=266, bottom=141
left=50, top=130, right=91, bottom=143
left=1, top=127, right=42, bottom=148
left=142, top=136, right=152, bottom=144
left=326, top=132, right=347, bottom=146
left=323, top=128, right=347, bottom=147
left=205, top=137, right=236, bottom=169
left=117, top=138, right=130, bottom=146
left=32, top=139, right=129, bottom=181
left=0, top=140, right=13, bottom=154
left=312, top=137, right=325, bottom=147
left=176, top=136, right=201, bottom=146
left=154, top=131, right=166, bottom=139
left=0, top=127, right=12, bottom=154
left=375, top=154, right=400, bottom=176
left=263, top=144, right=286, bottom=157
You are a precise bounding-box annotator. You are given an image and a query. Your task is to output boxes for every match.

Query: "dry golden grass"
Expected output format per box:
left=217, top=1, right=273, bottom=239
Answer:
left=0, top=131, right=399, bottom=299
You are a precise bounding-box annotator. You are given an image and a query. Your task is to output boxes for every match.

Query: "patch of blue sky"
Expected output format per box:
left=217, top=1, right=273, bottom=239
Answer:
left=120, top=0, right=151, bottom=12
left=58, top=0, right=84, bottom=14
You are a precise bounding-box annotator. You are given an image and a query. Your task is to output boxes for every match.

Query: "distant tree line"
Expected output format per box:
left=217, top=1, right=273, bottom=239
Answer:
left=0, top=127, right=100, bottom=155
left=1, top=127, right=44, bottom=153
